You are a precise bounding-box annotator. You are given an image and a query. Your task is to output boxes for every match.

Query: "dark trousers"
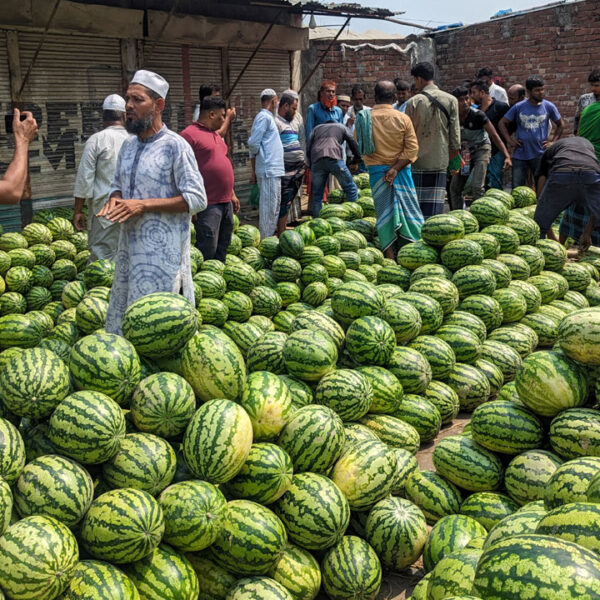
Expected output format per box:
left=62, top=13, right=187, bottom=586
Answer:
left=194, top=202, right=234, bottom=262
left=534, top=170, right=600, bottom=236
left=512, top=156, right=542, bottom=188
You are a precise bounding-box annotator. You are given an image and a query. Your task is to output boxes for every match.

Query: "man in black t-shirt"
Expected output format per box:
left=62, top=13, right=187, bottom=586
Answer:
left=449, top=86, right=512, bottom=210
left=470, top=80, right=509, bottom=189
left=534, top=137, right=600, bottom=249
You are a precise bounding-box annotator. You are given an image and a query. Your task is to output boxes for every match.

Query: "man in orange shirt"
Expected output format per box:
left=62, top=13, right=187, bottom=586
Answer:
left=355, top=80, right=423, bottom=257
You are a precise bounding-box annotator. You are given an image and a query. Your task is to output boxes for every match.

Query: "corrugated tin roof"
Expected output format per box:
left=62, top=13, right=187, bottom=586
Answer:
left=227, top=0, right=398, bottom=18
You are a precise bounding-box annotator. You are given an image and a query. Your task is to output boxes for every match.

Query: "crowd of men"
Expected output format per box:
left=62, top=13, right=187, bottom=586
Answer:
left=0, top=62, right=599, bottom=326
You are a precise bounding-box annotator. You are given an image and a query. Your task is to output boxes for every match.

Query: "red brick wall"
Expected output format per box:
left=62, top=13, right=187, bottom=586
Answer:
left=312, top=0, right=598, bottom=131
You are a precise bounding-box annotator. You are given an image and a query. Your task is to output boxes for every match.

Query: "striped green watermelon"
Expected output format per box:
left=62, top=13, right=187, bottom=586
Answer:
left=0, top=291, right=27, bottom=316
left=451, top=265, right=496, bottom=299
left=50, top=240, right=76, bottom=261
left=457, top=294, right=502, bottom=332
left=183, top=398, right=252, bottom=484
left=331, top=281, right=384, bottom=323
left=497, top=252, right=530, bottom=280
left=425, top=380, right=460, bottom=424
left=345, top=316, right=395, bottom=366
left=289, top=311, right=345, bottom=351
left=435, top=324, right=482, bottom=364
left=365, top=496, right=428, bottom=570
left=194, top=270, right=227, bottom=298
left=321, top=536, right=381, bottom=600
left=549, top=408, right=600, bottom=460
left=315, top=369, right=372, bottom=421
left=51, top=259, right=77, bottom=281
left=223, top=443, right=293, bottom=505
left=197, top=298, right=228, bottom=326
left=558, top=308, right=600, bottom=365
left=357, top=366, right=404, bottom=414
left=0, top=476, right=11, bottom=535
left=226, top=577, right=293, bottom=599
left=13, top=454, right=93, bottom=526
left=273, top=310, right=295, bottom=333
left=75, top=295, right=107, bottom=334
left=536, top=238, right=567, bottom=272
left=250, top=286, right=282, bottom=317
left=464, top=232, right=500, bottom=259
left=376, top=263, right=411, bottom=288
left=5, top=266, right=33, bottom=294
left=83, top=259, right=115, bottom=288
left=421, top=214, right=465, bottom=247
left=445, top=363, right=491, bottom=411
left=222, top=321, right=265, bottom=357
left=259, top=236, right=280, bottom=260
left=471, top=197, right=509, bottom=226
left=479, top=340, right=522, bottom=383
left=474, top=359, right=504, bottom=395
left=481, top=224, right=520, bottom=254
left=388, top=346, right=432, bottom=395
left=247, top=331, right=288, bottom=375
left=507, top=213, right=539, bottom=245
left=272, top=256, right=302, bottom=283
left=481, top=258, right=512, bottom=289
left=472, top=534, right=600, bottom=600
left=397, top=241, right=439, bottom=270
left=427, top=548, right=482, bottom=600
left=187, top=554, right=236, bottom=600
left=343, top=423, right=378, bottom=451
left=588, top=472, right=600, bottom=502
left=360, top=414, right=420, bottom=454
left=48, top=391, right=126, bottom=464
left=471, top=400, right=544, bottom=455
left=0, top=515, right=78, bottom=600
left=47, top=216, right=74, bottom=240
left=80, top=488, right=164, bottom=563
left=564, top=289, right=590, bottom=308
left=381, top=297, right=422, bottom=343
left=182, top=326, right=246, bottom=402
left=240, top=371, right=293, bottom=441
left=59, top=560, right=139, bottom=600
left=101, top=432, right=176, bottom=495
left=408, top=335, right=456, bottom=380
left=493, top=287, right=528, bottom=323
left=123, top=545, right=199, bottom=600
left=483, top=508, right=546, bottom=548
left=410, top=573, right=432, bottom=599
left=330, top=440, right=397, bottom=510
left=515, top=350, right=588, bottom=417
left=210, top=499, right=287, bottom=575
left=0, top=347, right=70, bottom=419
left=460, top=491, right=519, bottom=530
left=322, top=255, right=347, bottom=278
left=0, top=314, right=43, bottom=348
left=422, top=514, right=487, bottom=573
left=449, top=208, right=480, bottom=233
left=130, top=372, right=195, bottom=439
left=544, top=457, right=600, bottom=510
left=410, top=263, right=452, bottom=284
left=269, top=544, right=321, bottom=600
left=222, top=291, right=253, bottom=322
left=237, top=224, right=261, bottom=248
left=535, top=501, right=600, bottom=555
left=440, top=239, right=484, bottom=271
left=443, top=310, right=487, bottom=342
left=404, top=470, right=462, bottom=525
left=514, top=244, right=545, bottom=275
left=393, top=395, right=442, bottom=443
left=158, top=479, right=227, bottom=551
left=283, top=329, right=337, bottom=382
left=433, top=435, right=503, bottom=492
left=504, top=449, right=563, bottom=506
left=274, top=472, right=349, bottom=550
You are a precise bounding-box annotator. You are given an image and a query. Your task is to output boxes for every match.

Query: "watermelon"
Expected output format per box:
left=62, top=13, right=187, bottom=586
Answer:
left=410, top=263, right=452, bottom=283
left=259, top=236, right=280, bottom=260
left=321, top=536, right=381, bottom=600
left=289, top=311, right=345, bottom=351
left=0, top=314, right=43, bottom=348
left=471, top=400, right=544, bottom=454
left=182, top=326, right=246, bottom=402
left=122, top=545, right=199, bottom=600
left=481, top=224, right=520, bottom=254
left=397, top=241, right=439, bottom=270
left=315, top=369, right=372, bottom=421
left=548, top=408, right=600, bottom=460
left=425, top=380, right=460, bottom=424
left=226, top=577, right=293, bottom=600
left=60, top=560, right=139, bottom=600
left=544, top=457, right=600, bottom=510
left=404, top=470, right=462, bottom=525
left=188, top=554, right=237, bottom=600
left=460, top=492, right=519, bottom=530
left=421, top=214, right=465, bottom=247
left=101, top=432, right=176, bottom=495
left=392, top=395, right=442, bottom=443
left=269, top=544, right=321, bottom=600
left=80, top=488, right=164, bottom=563
left=345, top=316, right=395, bottom=366
left=474, top=358, right=505, bottom=395
left=445, top=363, right=491, bottom=412
left=357, top=366, right=404, bottom=414
left=223, top=443, right=293, bottom=505
left=74, top=295, right=108, bottom=333
left=331, top=280, right=384, bottom=323
left=0, top=347, right=70, bottom=419
left=557, top=308, right=600, bottom=365
left=13, top=454, right=93, bottom=526
left=183, top=398, right=253, bottom=484
left=0, top=515, right=78, bottom=600
left=197, top=298, right=228, bottom=326
left=443, top=310, right=487, bottom=342
left=440, top=239, right=484, bottom=272
left=536, top=238, right=567, bottom=272
left=274, top=472, right=349, bottom=550
left=222, top=291, right=253, bottom=322
left=458, top=294, right=503, bottom=332
left=222, top=321, right=265, bottom=357
left=483, top=508, right=546, bottom=548
left=479, top=340, right=522, bottom=382
left=504, top=449, right=563, bottom=506
left=449, top=208, right=480, bottom=233
left=159, top=479, right=227, bottom=551
left=472, top=534, right=600, bottom=600
left=427, top=548, right=482, bottom=600
left=422, top=513, right=487, bottom=572
left=48, top=391, right=126, bottom=464
left=452, top=265, right=496, bottom=298
left=408, top=335, right=456, bottom=380
left=387, top=346, right=432, bottom=395
left=465, top=232, right=500, bottom=259
left=410, top=573, right=432, bottom=600
left=376, top=263, right=411, bottom=288
left=514, top=350, right=588, bottom=417
left=381, top=297, right=422, bottom=343
left=432, top=435, right=503, bottom=492
left=83, top=259, right=115, bottom=288
left=435, top=324, right=481, bottom=364
left=283, top=329, right=337, bottom=382
left=194, top=270, right=227, bottom=298
left=471, top=197, right=509, bottom=226
left=360, top=413, right=420, bottom=454
left=247, top=331, right=288, bottom=375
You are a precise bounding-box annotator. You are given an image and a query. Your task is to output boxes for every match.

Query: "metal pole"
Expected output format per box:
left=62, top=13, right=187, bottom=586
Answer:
left=18, top=0, right=62, bottom=97
left=298, top=16, right=351, bottom=93
left=144, top=0, right=181, bottom=65
left=384, top=17, right=434, bottom=31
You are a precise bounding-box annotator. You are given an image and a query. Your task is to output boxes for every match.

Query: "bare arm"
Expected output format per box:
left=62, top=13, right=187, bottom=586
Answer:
left=536, top=174, right=547, bottom=199
left=549, top=117, right=564, bottom=144
left=498, top=116, right=515, bottom=147
left=484, top=121, right=512, bottom=166
left=0, top=110, right=37, bottom=205
left=217, top=107, right=236, bottom=138
left=73, top=198, right=86, bottom=231
left=580, top=215, right=595, bottom=252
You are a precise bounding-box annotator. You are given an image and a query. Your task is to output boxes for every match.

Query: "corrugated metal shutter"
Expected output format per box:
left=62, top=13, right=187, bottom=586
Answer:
left=188, top=46, right=222, bottom=121
left=228, top=49, right=291, bottom=201
left=16, top=32, right=123, bottom=211
left=0, top=30, right=21, bottom=231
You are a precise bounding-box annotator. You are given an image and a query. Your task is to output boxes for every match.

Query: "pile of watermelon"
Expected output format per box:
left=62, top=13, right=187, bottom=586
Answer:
left=0, top=180, right=599, bottom=600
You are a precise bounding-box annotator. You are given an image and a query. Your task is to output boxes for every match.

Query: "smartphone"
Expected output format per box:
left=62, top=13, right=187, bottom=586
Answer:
left=5, top=113, right=27, bottom=134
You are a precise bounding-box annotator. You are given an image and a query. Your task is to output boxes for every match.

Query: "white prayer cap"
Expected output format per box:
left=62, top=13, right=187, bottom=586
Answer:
left=130, top=70, right=169, bottom=99
left=282, top=89, right=299, bottom=100
left=261, top=88, right=277, bottom=99
left=102, top=94, right=126, bottom=112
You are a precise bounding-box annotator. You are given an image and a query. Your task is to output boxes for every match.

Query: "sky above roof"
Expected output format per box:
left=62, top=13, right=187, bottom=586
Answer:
left=311, top=0, right=563, bottom=35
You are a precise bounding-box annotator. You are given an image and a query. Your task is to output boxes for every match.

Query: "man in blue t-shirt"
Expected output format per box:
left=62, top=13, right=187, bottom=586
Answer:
left=499, top=76, right=564, bottom=189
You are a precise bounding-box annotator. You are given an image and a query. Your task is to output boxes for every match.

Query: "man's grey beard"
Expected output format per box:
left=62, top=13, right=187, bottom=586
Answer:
left=125, top=112, right=154, bottom=134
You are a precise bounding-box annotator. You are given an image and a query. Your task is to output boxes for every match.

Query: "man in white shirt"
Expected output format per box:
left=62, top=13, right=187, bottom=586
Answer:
left=476, top=66, right=509, bottom=105
left=73, top=94, right=129, bottom=262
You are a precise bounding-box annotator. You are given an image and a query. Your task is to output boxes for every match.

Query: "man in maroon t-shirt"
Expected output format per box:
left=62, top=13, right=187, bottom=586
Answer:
left=181, top=96, right=240, bottom=261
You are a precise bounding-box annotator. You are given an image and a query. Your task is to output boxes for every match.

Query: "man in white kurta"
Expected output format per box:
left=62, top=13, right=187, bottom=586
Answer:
left=73, top=94, right=129, bottom=262
left=99, top=70, right=207, bottom=335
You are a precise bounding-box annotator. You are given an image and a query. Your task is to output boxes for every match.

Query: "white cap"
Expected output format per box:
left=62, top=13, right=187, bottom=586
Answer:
left=261, top=88, right=277, bottom=99
left=282, top=89, right=299, bottom=100
left=130, top=70, right=169, bottom=99
left=102, top=94, right=126, bottom=112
